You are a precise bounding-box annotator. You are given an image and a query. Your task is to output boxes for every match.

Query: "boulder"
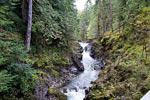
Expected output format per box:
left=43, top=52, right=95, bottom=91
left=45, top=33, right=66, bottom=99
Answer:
left=71, top=41, right=83, bottom=60
left=70, top=41, right=84, bottom=71
left=70, top=66, right=78, bottom=73
left=72, top=56, right=84, bottom=71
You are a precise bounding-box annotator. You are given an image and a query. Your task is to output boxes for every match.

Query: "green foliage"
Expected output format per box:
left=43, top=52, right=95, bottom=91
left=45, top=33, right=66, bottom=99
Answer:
left=78, top=0, right=150, bottom=40
left=50, top=69, right=60, bottom=78
left=112, top=0, right=150, bottom=29
left=0, top=0, right=25, bottom=33
left=0, top=70, right=15, bottom=92
left=0, top=32, right=26, bottom=64
left=32, top=0, right=78, bottom=47
left=0, top=0, right=77, bottom=100
left=87, top=6, right=150, bottom=99
left=77, top=2, right=95, bottom=39
left=0, top=32, right=37, bottom=99
left=7, top=63, right=37, bottom=93
left=34, top=47, right=71, bottom=68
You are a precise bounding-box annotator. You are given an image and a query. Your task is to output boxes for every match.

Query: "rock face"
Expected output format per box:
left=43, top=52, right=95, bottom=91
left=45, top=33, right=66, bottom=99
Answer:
left=91, top=40, right=109, bottom=66
left=71, top=42, right=83, bottom=60
left=70, top=41, right=84, bottom=71
left=72, top=56, right=84, bottom=71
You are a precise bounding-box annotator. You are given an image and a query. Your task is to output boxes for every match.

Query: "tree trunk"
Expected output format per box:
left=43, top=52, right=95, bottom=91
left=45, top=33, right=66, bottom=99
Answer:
left=22, top=0, right=27, bottom=22
left=118, top=21, right=120, bottom=34
left=99, top=0, right=105, bottom=36
left=104, top=1, right=108, bottom=32
left=26, top=0, right=32, bottom=50
left=109, top=0, right=113, bottom=33
left=97, top=9, right=100, bottom=37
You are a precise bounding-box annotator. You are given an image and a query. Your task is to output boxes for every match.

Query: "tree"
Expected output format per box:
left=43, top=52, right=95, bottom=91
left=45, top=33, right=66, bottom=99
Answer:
left=98, top=0, right=105, bottom=35
left=31, top=0, right=78, bottom=48
left=26, top=0, right=32, bottom=50
left=109, top=0, right=113, bottom=32
left=21, top=0, right=27, bottom=22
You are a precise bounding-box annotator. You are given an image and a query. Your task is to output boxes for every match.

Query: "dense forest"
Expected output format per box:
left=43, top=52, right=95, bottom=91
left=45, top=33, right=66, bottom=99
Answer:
left=0, top=0, right=150, bottom=100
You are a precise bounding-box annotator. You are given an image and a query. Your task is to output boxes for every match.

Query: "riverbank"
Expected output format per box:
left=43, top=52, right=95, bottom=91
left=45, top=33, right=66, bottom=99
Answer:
left=0, top=31, right=83, bottom=100
left=34, top=41, right=85, bottom=100
left=85, top=28, right=150, bottom=100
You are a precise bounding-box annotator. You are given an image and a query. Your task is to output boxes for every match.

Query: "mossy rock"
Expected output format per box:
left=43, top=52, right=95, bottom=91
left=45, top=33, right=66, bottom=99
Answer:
left=48, top=88, right=57, bottom=94
left=71, top=41, right=82, bottom=59
left=48, top=88, right=67, bottom=100
left=50, top=69, right=60, bottom=78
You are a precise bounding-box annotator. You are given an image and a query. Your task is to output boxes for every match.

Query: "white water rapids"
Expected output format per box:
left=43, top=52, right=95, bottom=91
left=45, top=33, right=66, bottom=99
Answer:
left=63, top=42, right=102, bottom=100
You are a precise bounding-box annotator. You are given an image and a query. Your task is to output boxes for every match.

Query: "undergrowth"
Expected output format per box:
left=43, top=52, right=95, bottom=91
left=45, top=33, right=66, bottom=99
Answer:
left=87, top=7, right=150, bottom=100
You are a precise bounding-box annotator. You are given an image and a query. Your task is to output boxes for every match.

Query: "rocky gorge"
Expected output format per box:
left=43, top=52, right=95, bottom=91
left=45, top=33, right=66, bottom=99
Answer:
left=33, top=41, right=106, bottom=100
left=34, top=42, right=86, bottom=100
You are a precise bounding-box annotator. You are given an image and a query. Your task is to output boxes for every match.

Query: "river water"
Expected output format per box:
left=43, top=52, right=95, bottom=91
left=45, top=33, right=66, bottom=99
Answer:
left=64, top=42, right=102, bottom=100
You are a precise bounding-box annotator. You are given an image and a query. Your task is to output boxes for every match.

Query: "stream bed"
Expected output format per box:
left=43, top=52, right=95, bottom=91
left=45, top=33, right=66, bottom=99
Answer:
left=63, top=42, right=103, bottom=100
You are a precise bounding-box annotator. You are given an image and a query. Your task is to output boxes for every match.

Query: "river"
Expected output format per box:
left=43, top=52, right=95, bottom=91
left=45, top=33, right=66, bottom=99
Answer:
left=63, top=42, right=102, bottom=100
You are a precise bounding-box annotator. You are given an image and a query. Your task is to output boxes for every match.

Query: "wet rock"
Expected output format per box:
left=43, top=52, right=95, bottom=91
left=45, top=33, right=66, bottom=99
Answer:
left=70, top=42, right=84, bottom=71
left=101, top=66, right=104, bottom=70
left=85, top=47, right=87, bottom=51
left=94, top=66, right=101, bottom=70
left=70, top=87, right=78, bottom=92
left=77, top=54, right=82, bottom=60
left=72, top=57, right=84, bottom=71
left=90, top=53, right=95, bottom=58
left=70, top=66, right=78, bottom=73
left=85, top=89, right=89, bottom=95
left=62, top=88, right=67, bottom=93
left=91, top=81, right=96, bottom=84
left=83, top=87, right=87, bottom=89
left=71, top=51, right=84, bottom=71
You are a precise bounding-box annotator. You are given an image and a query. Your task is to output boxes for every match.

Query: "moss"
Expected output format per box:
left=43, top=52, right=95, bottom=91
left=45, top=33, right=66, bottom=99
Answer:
left=37, top=70, right=44, bottom=76
left=34, top=54, right=52, bottom=68
left=48, top=88, right=57, bottom=94
left=48, top=88, right=67, bottom=100
left=45, top=65, right=54, bottom=69
left=50, top=69, right=60, bottom=78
